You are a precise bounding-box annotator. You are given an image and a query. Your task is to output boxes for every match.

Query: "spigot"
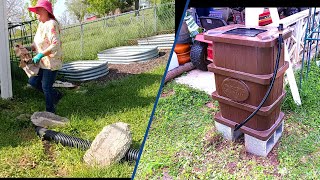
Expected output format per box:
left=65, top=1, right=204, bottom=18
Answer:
left=278, top=23, right=284, bottom=32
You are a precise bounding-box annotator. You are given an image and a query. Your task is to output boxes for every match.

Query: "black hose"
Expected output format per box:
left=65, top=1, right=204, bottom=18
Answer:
left=35, top=126, right=91, bottom=150
left=124, top=148, right=140, bottom=162
left=34, top=126, right=140, bottom=161
left=234, top=24, right=284, bottom=132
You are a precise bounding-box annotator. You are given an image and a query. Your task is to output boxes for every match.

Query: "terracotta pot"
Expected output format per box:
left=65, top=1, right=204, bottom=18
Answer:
left=174, top=43, right=190, bottom=54
left=177, top=50, right=190, bottom=65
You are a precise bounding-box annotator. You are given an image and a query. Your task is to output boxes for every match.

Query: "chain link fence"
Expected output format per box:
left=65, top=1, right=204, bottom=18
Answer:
left=61, top=2, right=175, bottom=62
left=8, top=20, right=38, bottom=62
left=8, top=2, right=175, bottom=63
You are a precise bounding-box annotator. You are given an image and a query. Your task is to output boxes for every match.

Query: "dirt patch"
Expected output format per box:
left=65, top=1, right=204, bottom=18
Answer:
left=203, top=127, right=224, bottom=149
left=18, top=127, right=37, bottom=141
left=56, top=167, right=69, bottom=177
left=227, top=162, right=237, bottom=174
left=161, top=89, right=175, bottom=98
left=173, top=151, right=192, bottom=160
left=201, top=101, right=219, bottom=114
left=237, top=141, right=281, bottom=177
left=205, top=102, right=215, bottom=109
left=162, top=168, right=173, bottom=180
left=201, top=126, right=282, bottom=177
left=43, top=140, right=56, bottom=162
left=18, top=155, right=37, bottom=169
left=234, top=134, right=245, bottom=144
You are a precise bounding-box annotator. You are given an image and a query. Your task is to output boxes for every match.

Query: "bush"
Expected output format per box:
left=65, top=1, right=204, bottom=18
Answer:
left=156, top=0, right=174, bottom=23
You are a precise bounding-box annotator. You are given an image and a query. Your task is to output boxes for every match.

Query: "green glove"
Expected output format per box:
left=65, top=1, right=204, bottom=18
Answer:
left=32, top=53, right=44, bottom=64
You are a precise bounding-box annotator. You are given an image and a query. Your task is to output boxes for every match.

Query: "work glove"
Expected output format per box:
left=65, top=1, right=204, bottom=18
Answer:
left=32, top=53, right=44, bottom=64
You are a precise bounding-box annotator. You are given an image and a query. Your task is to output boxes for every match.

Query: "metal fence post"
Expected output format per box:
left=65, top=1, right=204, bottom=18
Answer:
left=80, top=23, right=84, bottom=59
left=154, top=5, right=157, bottom=33
left=143, top=9, right=145, bottom=31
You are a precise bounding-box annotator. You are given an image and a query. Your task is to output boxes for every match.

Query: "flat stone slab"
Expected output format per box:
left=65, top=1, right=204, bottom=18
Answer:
left=83, top=122, right=132, bottom=167
left=53, top=80, right=77, bottom=88
left=175, top=69, right=216, bottom=95
left=31, top=111, right=69, bottom=127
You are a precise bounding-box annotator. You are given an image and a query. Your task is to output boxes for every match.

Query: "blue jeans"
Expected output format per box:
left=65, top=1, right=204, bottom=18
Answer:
left=28, top=68, right=59, bottom=113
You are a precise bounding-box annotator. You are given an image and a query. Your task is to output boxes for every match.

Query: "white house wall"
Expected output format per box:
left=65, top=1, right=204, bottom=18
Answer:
left=0, top=0, right=13, bottom=99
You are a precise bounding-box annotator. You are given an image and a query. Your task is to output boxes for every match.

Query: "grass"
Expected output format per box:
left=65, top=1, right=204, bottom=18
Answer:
left=9, top=5, right=175, bottom=63
left=0, top=60, right=166, bottom=178
left=60, top=7, right=174, bottom=62
left=135, top=62, right=320, bottom=179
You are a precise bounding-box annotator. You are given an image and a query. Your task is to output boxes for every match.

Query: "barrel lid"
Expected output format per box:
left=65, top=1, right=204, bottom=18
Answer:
left=204, top=24, right=292, bottom=47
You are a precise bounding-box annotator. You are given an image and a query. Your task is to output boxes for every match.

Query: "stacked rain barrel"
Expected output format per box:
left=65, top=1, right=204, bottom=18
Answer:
left=204, top=24, right=292, bottom=156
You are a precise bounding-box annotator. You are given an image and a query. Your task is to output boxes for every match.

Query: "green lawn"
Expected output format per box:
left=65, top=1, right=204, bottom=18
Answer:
left=135, top=63, right=320, bottom=179
left=0, top=61, right=166, bottom=178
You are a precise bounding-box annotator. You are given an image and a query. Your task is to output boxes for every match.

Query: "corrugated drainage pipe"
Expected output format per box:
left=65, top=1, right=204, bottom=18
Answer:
left=34, top=126, right=139, bottom=162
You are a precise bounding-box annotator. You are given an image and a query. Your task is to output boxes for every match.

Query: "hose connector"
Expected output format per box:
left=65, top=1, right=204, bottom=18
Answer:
left=278, top=23, right=284, bottom=45
left=278, top=23, right=284, bottom=33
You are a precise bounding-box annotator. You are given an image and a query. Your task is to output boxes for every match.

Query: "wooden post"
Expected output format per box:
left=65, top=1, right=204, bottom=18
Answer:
left=0, top=0, right=13, bottom=99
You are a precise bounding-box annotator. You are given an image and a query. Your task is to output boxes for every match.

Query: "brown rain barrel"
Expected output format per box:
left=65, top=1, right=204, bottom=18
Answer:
left=204, top=24, right=292, bottom=140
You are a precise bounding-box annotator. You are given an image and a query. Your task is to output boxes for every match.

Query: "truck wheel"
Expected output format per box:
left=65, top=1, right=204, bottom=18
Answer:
left=190, top=40, right=210, bottom=71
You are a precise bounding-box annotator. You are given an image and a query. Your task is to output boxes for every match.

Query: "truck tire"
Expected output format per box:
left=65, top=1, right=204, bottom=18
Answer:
left=190, top=40, right=210, bottom=71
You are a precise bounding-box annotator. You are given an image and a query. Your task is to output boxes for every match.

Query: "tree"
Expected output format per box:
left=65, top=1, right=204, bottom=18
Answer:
left=6, top=0, right=26, bottom=22
left=85, top=0, right=117, bottom=17
left=58, top=11, right=75, bottom=26
left=119, top=0, right=134, bottom=12
left=65, top=0, right=88, bottom=23
left=157, top=0, right=174, bottom=23
left=85, top=0, right=133, bottom=17
left=134, top=0, right=139, bottom=16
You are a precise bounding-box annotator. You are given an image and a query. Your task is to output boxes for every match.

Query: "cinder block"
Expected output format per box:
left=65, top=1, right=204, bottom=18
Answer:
left=215, top=121, right=243, bottom=141
left=245, top=121, right=284, bottom=157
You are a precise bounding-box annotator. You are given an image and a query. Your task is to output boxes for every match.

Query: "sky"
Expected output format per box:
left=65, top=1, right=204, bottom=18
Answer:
left=24, top=0, right=67, bottom=19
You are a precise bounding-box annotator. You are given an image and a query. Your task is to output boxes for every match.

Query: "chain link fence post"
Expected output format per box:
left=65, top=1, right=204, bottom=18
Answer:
left=80, top=23, right=84, bottom=60
left=154, top=5, right=157, bottom=34
left=9, top=2, right=175, bottom=62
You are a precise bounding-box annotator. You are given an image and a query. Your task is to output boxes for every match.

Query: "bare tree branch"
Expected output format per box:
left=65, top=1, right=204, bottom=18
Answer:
left=6, top=0, right=25, bottom=22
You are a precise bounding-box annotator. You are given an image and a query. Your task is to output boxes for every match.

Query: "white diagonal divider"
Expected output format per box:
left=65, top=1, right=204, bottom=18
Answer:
left=245, top=7, right=302, bottom=105
left=266, top=8, right=302, bottom=105
left=0, top=0, right=13, bottom=99
left=245, top=8, right=264, bottom=26
left=284, top=43, right=302, bottom=105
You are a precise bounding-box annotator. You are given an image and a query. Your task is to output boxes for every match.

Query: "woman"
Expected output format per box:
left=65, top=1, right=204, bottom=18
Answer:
left=28, top=0, right=63, bottom=113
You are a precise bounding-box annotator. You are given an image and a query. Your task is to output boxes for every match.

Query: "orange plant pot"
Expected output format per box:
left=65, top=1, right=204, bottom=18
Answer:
left=174, top=43, right=191, bottom=54
left=177, top=50, right=190, bottom=65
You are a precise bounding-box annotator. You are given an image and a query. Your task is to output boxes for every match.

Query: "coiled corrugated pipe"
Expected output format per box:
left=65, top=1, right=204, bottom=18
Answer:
left=35, top=126, right=139, bottom=162
left=124, top=148, right=140, bottom=162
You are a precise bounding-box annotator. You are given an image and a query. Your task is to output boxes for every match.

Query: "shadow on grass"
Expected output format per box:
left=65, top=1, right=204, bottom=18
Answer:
left=0, top=62, right=164, bottom=150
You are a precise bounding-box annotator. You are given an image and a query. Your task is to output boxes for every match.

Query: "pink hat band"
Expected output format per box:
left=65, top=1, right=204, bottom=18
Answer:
left=28, top=0, right=55, bottom=19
